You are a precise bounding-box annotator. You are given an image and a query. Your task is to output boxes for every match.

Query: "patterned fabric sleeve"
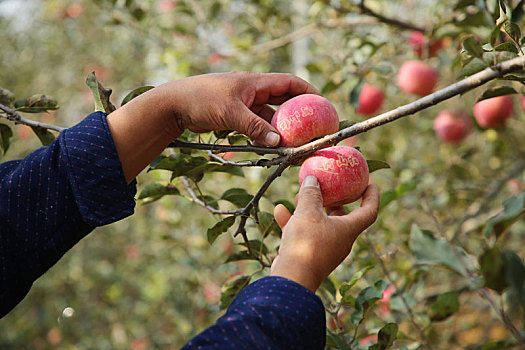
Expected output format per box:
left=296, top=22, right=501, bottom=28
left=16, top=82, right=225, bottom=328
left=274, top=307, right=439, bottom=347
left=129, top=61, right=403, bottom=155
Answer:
left=182, top=276, right=326, bottom=350
left=0, top=111, right=137, bottom=317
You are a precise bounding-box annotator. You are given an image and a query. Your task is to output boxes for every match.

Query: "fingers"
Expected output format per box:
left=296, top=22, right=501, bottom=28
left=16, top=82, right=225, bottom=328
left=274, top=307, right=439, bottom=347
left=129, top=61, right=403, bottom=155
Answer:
left=340, top=184, right=380, bottom=231
left=274, top=204, right=292, bottom=228
left=229, top=104, right=281, bottom=146
left=295, top=176, right=325, bottom=216
left=251, top=104, right=276, bottom=123
left=251, top=73, right=319, bottom=106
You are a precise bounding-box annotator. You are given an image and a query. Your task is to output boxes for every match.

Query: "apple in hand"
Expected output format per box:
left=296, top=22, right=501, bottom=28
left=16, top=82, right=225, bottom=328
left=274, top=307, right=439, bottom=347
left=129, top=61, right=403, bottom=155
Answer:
left=298, top=146, right=369, bottom=207
left=356, top=84, right=385, bottom=116
left=473, top=95, right=513, bottom=128
left=397, top=60, right=438, bottom=97
left=271, top=94, right=339, bottom=147
left=409, top=31, right=443, bottom=58
left=433, top=110, right=472, bottom=143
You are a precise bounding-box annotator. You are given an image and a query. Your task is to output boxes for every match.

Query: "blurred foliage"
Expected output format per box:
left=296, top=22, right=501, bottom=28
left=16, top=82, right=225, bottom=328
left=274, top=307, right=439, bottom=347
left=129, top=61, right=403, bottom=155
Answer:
left=1, top=0, right=525, bottom=349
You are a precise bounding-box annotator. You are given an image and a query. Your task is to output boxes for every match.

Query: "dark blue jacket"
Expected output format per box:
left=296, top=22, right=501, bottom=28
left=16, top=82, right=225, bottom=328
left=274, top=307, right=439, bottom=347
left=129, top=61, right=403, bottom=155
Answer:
left=0, top=112, right=325, bottom=349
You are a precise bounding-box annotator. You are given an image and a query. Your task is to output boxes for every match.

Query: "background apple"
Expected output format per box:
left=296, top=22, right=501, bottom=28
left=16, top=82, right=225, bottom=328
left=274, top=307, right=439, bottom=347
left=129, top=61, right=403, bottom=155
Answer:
left=271, top=94, right=339, bottom=147
left=298, top=146, right=369, bottom=207
left=473, top=95, right=513, bottom=128
left=398, top=60, right=438, bottom=96
left=409, top=31, right=443, bottom=58
left=433, top=110, right=472, bottom=143
left=356, top=83, right=385, bottom=116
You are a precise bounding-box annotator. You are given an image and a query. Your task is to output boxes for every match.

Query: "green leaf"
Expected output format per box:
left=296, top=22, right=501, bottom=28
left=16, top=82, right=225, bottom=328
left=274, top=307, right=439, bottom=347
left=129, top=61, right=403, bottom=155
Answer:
left=369, top=323, right=398, bottom=350
left=429, top=291, right=460, bottom=321
left=367, top=160, right=391, bottom=174
left=349, top=79, right=364, bottom=111
left=14, top=94, right=59, bottom=113
left=326, top=330, right=351, bottom=350
left=239, top=240, right=268, bottom=255
left=339, top=265, right=374, bottom=296
left=213, top=129, right=233, bottom=139
left=257, top=211, right=281, bottom=237
left=454, top=0, right=476, bottom=10
left=138, top=183, right=180, bottom=202
left=458, top=58, right=488, bottom=79
left=85, top=72, right=116, bottom=113
left=456, top=10, right=488, bottom=27
left=227, top=134, right=250, bottom=145
left=30, top=126, right=55, bottom=146
left=0, top=124, right=13, bottom=154
left=0, top=87, right=15, bottom=107
left=494, top=42, right=519, bottom=53
left=501, top=250, right=525, bottom=312
left=409, top=224, right=472, bottom=276
left=511, top=0, right=525, bottom=22
left=225, top=250, right=256, bottom=263
left=462, top=36, right=484, bottom=59
left=339, top=120, right=356, bottom=131
left=485, top=192, right=525, bottom=238
left=504, top=21, right=522, bottom=43
left=220, top=275, right=251, bottom=310
left=120, top=86, right=154, bottom=106
left=476, top=87, right=517, bottom=103
left=379, top=180, right=417, bottom=212
left=207, top=216, right=236, bottom=244
left=479, top=246, right=507, bottom=293
left=351, top=280, right=387, bottom=326
left=490, top=22, right=505, bottom=46
left=220, top=188, right=253, bottom=208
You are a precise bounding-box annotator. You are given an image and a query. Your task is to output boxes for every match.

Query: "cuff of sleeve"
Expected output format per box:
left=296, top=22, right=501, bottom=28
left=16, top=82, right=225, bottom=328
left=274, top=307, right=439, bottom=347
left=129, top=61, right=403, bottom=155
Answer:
left=60, top=111, right=137, bottom=226
left=228, top=276, right=326, bottom=346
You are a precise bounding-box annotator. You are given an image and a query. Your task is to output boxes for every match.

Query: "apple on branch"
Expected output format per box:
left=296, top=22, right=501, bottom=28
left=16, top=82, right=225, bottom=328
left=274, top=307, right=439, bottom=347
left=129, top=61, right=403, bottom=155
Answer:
left=433, top=110, right=472, bottom=144
left=356, top=83, right=385, bottom=116
left=398, top=60, right=438, bottom=97
left=271, top=94, right=339, bottom=147
left=473, top=95, right=514, bottom=129
left=298, top=146, right=369, bottom=207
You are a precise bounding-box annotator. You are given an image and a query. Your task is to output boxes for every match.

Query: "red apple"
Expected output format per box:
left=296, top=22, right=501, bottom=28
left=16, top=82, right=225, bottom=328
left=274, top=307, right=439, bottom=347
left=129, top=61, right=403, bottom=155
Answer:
left=433, top=110, right=472, bottom=143
left=520, top=95, right=525, bottom=110
left=398, top=60, right=438, bottom=97
left=409, top=31, right=443, bottom=58
left=298, top=146, right=369, bottom=207
left=473, top=95, right=513, bottom=129
left=271, top=94, right=339, bottom=147
left=157, top=0, right=176, bottom=13
left=356, top=84, right=385, bottom=116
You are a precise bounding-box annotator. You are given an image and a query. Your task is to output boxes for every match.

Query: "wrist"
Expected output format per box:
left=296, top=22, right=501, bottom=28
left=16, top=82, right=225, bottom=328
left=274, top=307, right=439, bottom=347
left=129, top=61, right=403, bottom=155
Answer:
left=270, top=256, right=323, bottom=292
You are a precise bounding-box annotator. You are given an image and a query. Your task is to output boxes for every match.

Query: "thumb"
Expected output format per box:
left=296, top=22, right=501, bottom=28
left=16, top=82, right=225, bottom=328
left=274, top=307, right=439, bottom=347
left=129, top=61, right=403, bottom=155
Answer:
left=229, top=104, right=281, bottom=146
left=295, top=176, right=324, bottom=215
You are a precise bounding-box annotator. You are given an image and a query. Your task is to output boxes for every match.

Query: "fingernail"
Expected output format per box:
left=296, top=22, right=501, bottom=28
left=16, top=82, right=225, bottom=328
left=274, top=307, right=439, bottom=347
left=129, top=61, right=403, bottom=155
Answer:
left=302, top=175, right=319, bottom=188
left=265, top=131, right=280, bottom=146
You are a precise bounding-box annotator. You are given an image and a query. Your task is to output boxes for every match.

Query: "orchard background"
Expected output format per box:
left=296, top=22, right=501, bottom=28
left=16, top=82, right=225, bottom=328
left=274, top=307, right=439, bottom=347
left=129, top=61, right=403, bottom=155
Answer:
left=1, top=0, right=525, bottom=349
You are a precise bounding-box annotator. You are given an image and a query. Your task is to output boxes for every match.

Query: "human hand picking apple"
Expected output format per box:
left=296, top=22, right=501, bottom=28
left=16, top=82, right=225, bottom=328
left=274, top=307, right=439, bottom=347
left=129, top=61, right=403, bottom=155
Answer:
left=270, top=176, right=380, bottom=292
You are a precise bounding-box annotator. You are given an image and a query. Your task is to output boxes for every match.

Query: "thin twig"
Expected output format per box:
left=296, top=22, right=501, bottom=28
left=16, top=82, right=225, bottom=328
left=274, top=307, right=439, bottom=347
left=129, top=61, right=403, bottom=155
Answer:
left=0, top=104, right=65, bottom=132
left=180, top=176, right=244, bottom=215
left=321, top=0, right=425, bottom=33
left=169, top=140, right=286, bottom=155
left=363, top=235, right=433, bottom=350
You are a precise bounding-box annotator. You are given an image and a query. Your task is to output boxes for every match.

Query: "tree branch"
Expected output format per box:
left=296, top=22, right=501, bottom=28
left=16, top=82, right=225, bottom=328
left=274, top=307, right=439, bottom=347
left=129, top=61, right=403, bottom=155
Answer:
left=169, top=139, right=287, bottom=155
left=180, top=176, right=244, bottom=215
left=0, top=103, right=65, bottom=132
left=321, top=0, right=425, bottom=33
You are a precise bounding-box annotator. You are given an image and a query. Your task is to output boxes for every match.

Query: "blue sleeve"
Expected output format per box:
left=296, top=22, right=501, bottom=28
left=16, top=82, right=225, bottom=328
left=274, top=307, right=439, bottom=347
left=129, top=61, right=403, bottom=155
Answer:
left=183, top=276, right=326, bottom=350
left=0, top=111, right=137, bottom=318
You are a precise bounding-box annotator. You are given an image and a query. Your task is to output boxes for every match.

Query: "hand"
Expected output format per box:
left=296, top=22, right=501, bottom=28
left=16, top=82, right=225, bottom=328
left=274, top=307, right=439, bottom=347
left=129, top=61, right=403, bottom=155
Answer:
left=160, top=71, right=319, bottom=146
left=270, top=176, right=380, bottom=292
left=107, top=71, right=318, bottom=182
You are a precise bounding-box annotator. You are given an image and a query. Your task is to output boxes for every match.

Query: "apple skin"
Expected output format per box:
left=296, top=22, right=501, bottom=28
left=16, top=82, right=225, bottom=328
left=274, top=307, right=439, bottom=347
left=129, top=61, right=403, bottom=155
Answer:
left=356, top=84, right=385, bottom=116
left=397, top=60, right=438, bottom=97
left=298, top=146, right=369, bottom=207
left=409, top=31, right=443, bottom=58
left=433, top=110, right=472, bottom=143
left=271, top=94, right=339, bottom=147
left=473, top=95, right=513, bottom=129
